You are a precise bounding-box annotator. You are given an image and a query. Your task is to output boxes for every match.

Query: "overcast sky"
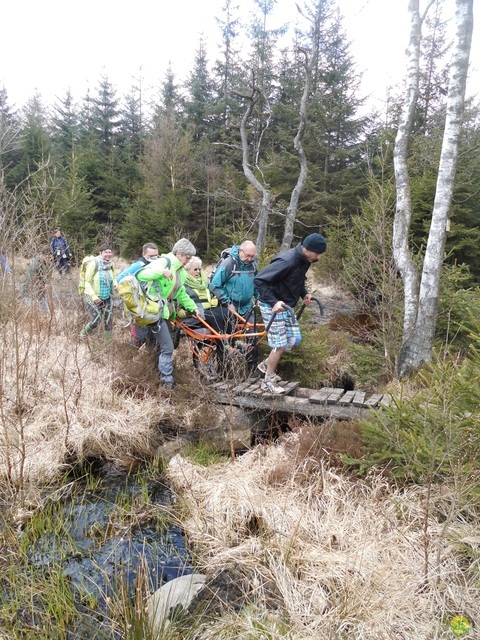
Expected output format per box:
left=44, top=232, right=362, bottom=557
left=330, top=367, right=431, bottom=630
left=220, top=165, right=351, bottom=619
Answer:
left=1, top=0, right=478, bottom=111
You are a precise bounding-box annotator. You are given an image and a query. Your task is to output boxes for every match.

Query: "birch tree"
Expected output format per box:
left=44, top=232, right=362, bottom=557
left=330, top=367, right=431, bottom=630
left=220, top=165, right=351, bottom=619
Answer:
left=281, top=2, right=322, bottom=251
left=393, top=0, right=473, bottom=378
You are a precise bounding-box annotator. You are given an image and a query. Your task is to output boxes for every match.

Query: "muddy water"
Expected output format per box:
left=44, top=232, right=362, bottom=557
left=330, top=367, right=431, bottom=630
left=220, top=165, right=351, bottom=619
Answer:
left=26, top=462, right=192, bottom=638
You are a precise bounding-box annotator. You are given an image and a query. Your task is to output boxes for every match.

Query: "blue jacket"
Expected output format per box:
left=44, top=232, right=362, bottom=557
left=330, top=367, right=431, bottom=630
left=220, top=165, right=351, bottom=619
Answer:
left=50, top=236, right=71, bottom=257
left=117, top=257, right=148, bottom=283
left=254, top=244, right=310, bottom=308
left=209, top=245, right=257, bottom=316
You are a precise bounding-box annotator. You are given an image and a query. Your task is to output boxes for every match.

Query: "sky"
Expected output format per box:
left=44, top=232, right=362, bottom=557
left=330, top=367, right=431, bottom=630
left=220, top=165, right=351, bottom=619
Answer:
left=1, top=0, right=478, bottom=112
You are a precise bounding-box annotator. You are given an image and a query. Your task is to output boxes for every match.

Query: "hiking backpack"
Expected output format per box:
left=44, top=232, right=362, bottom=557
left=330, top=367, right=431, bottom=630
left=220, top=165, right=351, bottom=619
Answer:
left=117, top=257, right=171, bottom=327
left=210, top=247, right=258, bottom=283
left=210, top=248, right=239, bottom=282
left=78, top=255, right=97, bottom=295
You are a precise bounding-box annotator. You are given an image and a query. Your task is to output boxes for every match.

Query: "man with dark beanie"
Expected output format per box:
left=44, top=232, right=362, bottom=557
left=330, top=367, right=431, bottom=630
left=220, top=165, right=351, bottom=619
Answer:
left=254, top=233, right=327, bottom=394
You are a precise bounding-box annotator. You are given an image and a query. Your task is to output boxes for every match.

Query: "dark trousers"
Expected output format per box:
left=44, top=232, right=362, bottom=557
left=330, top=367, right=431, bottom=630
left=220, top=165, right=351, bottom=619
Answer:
left=84, top=297, right=113, bottom=333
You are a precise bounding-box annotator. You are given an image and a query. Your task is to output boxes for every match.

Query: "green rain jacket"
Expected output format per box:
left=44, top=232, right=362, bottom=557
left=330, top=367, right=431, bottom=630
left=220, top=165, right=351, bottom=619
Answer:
left=136, top=252, right=197, bottom=320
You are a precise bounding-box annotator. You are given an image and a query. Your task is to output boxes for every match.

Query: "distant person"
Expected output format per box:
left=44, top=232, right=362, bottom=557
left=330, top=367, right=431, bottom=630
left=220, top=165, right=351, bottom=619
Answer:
left=117, top=242, right=159, bottom=347
left=1, top=253, right=12, bottom=278
left=136, top=238, right=199, bottom=389
left=254, top=233, right=327, bottom=394
left=22, top=246, right=54, bottom=315
left=50, top=229, right=72, bottom=275
left=80, top=244, right=116, bottom=341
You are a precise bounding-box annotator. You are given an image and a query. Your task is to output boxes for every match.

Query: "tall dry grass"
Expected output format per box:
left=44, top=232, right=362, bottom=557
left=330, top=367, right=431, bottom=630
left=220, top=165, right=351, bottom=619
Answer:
left=0, top=271, right=175, bottom=512
left=166, top=430, right=479, bottom=639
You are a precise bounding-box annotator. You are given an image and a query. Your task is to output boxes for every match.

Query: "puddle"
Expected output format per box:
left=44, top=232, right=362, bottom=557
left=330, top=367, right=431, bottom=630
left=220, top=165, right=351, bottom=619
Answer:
left=21, top=462, right=192, bottom=638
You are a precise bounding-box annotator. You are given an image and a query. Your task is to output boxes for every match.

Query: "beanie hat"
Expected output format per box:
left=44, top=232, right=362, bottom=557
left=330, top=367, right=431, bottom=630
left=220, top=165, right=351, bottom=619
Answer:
left=302, top=233, right=327, bottom=254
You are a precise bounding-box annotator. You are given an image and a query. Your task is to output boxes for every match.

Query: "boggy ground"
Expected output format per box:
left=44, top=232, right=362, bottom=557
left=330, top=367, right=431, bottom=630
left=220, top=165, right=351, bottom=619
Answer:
left=3, top=267, right=476, bottom=638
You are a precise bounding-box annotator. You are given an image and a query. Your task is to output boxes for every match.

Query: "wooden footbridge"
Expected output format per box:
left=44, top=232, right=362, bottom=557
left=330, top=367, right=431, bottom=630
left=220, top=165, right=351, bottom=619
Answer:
left=211, top=378, right=390, bottom=421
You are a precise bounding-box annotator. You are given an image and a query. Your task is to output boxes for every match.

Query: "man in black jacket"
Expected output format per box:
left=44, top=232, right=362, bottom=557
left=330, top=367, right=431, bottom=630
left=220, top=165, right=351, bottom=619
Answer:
left=254, top=233, right=327, bottom=394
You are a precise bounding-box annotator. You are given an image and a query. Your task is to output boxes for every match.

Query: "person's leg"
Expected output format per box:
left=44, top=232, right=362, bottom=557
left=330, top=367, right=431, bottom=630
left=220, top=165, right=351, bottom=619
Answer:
left=258, top=302, right=289, bottom=393
left=153, top=320, right=175, bottom=386
left=82, top=298, right=102, bottom=334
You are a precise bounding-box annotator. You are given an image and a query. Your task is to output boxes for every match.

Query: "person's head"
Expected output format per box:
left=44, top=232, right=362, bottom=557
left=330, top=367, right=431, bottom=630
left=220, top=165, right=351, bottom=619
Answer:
left=141, top=242, right=159, bottom=262
left=185, top=256, right=202, bottom=276
left=172, top=238, right=196, bottom=267
left=238, top=240, right=256, bottom=265
left=41, top=245, right=52, bottom=260
left=54, top=229, right=62, bottom=238
left=98, top=243, right=113, bottom=261
left=301, top=233, right=327, bottom=263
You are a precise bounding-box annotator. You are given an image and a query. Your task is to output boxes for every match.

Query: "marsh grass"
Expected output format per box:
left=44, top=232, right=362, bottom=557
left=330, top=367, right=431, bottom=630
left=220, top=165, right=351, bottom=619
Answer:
left=166, top=436, right=480, bottom=639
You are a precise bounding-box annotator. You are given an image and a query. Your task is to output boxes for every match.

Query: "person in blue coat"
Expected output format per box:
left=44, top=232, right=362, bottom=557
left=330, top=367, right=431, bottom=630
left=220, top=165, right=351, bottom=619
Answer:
left=209, top=241, right=258, bottom=317
left=117, top=242, right=159, bottom=347
left=50, top=229, right=72, bottom=275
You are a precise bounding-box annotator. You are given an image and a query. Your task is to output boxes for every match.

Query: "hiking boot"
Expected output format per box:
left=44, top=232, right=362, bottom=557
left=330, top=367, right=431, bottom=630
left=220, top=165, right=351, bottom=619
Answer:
left=257, top=359, right=281, bottom=383
left=261, top=377, right=286, bottom=395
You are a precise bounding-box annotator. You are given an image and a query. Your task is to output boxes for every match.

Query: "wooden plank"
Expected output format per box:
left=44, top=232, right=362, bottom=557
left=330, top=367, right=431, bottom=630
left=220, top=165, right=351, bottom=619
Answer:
left=365, top=393, right=384, bottom=408
left=280, top=381, right=300, bottom=395
left=338, top=390, right=355, bottom=405
left=379, top=394, right=391, bottom=407
left=327, top=388, right=345, bottom=405
left=309, top=388, right=336, bottom=404
left=352, top=391, right=366, bottom=407
left=236, top=380, right=257, bottom=394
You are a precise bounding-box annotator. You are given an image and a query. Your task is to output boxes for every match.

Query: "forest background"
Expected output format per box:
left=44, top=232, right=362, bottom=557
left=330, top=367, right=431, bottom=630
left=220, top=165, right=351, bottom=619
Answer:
left=1, top=0, right=479, bottom=283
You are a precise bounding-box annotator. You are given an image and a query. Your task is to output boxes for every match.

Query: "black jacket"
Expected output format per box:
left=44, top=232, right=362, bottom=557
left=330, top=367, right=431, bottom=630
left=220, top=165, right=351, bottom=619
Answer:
left=254, top=244, right=310, bottom=308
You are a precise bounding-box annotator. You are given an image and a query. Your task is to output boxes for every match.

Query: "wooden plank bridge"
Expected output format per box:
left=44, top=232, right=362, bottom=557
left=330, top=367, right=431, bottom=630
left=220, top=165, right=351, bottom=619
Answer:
left=211, top=378, right=390, bottom=421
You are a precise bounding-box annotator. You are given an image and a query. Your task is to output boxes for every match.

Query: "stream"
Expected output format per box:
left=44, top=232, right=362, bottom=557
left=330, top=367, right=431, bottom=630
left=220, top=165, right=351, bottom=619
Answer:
left=21, top=460, right=192, bottom=638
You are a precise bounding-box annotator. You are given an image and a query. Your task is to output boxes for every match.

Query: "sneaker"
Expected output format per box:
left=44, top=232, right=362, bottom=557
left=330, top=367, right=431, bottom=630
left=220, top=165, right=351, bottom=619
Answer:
left=261, top=377, right=286, bottom=395
left=257, top=359, right=281, bottom=383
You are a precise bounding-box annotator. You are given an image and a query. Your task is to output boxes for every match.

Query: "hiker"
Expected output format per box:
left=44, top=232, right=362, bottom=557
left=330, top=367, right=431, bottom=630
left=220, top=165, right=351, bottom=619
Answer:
left=209, top=241, right=259, bottom=372
left=117, top=242, right=159, bottom=347
left=22, top=246, right=54, bottom=315
left=209, top=241, right=258, bottom=318
left=1, top=253, right=12, bottom=278
left=80, top=244, right=116, bottom=340
left=136, top=238, right=199, bottom=389
left=254, top=233, right=327, bottom=394
left=50, top=229, right=72, bottom=275
left=183, top=257, right=227, bottom=333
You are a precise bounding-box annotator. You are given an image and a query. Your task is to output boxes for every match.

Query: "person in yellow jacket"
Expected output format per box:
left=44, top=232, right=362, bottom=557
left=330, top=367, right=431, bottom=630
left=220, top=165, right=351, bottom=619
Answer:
left=80, top=244, right=116, bottom=340
left=137, top=238, right=198, bottom=389
left=183, top=257, right=228, bottom=333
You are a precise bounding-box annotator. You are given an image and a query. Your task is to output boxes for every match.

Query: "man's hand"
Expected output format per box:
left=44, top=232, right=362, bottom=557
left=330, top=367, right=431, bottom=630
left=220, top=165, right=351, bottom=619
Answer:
left=227, top=303, right=236, bottom=314
left=273, top=301, right=285, bottom=313
left=94, top=298, right=102, bottom=305
left=163, top=269, right=173, bottom=280
left=303, top=293, right=313, bottom=306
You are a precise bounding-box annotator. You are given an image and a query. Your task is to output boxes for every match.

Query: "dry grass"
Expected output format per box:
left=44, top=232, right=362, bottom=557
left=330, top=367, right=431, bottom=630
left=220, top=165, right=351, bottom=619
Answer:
left=166, top=434, right=480, bottom=639
left=0, top=280, right=173, bottom=497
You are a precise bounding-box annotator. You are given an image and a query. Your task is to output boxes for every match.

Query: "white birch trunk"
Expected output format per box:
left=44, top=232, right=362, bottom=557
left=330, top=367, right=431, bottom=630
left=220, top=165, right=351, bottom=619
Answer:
left=393, top=0, right=422, bottom=343
left=396, top=0, right=473, bottom=377
left=281, top=5, right=321, bottom=251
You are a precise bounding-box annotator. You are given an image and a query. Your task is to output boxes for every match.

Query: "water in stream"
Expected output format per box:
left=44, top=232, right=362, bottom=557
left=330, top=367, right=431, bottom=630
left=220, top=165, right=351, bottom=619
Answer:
left=20, top=461, right=192, bottom=638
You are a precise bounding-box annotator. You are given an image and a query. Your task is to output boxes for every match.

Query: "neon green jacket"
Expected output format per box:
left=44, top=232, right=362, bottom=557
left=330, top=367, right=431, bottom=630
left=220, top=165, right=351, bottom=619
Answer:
left=136, top=252, right=196, bottom=319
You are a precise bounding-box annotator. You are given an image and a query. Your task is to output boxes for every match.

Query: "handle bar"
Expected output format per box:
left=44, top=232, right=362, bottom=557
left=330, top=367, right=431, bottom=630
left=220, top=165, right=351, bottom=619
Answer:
left=296, top=296, right=325, bottom=320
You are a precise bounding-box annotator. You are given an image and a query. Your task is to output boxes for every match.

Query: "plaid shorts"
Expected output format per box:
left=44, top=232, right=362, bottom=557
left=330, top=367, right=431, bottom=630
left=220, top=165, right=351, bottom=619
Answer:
left=259, top=302, right=302, bottom=350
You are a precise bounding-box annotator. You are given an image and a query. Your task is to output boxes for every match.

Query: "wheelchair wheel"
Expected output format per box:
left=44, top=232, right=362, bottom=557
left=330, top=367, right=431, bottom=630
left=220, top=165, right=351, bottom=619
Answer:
left=192, top=342, right=222, bottom=382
